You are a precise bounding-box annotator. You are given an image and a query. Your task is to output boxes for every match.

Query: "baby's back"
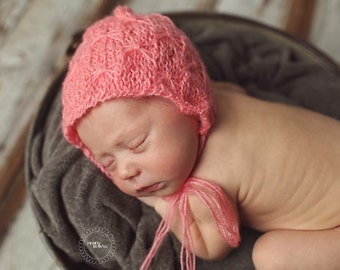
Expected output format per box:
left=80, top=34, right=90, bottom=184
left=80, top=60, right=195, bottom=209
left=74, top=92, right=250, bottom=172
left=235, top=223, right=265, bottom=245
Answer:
left=196, top=88, right=340, bottom=232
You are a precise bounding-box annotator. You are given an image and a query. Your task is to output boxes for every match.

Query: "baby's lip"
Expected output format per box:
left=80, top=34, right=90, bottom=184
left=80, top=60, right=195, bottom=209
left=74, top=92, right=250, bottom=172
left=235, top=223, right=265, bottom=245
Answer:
left=136, top=182, right=163, bottom=193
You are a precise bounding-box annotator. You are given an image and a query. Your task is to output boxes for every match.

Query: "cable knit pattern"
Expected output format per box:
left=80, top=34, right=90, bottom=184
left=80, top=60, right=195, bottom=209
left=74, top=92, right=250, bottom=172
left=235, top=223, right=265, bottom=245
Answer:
left=62, top=6, right=214, bottom=159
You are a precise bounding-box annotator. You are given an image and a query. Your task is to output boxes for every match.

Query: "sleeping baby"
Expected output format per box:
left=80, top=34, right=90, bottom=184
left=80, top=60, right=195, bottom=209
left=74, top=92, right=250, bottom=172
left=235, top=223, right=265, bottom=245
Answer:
left=62, top=6, right=340, bottom=270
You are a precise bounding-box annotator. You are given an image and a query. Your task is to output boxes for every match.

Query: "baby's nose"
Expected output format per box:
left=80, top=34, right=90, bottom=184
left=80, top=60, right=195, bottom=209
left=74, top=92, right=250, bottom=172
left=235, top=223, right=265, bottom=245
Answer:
left=117, top=160, right=140, bottom=181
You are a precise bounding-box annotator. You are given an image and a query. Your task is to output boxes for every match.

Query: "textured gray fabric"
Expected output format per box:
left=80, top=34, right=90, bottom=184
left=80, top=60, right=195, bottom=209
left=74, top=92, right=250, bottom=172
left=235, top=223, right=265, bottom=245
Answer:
left=25, top=14, right=339, bottom=270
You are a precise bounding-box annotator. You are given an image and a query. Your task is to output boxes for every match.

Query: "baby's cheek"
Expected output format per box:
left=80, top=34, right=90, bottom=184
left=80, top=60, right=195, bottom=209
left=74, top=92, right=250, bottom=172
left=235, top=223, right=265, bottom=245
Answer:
left=147, top=154, right=171, bottom=172
left=151, top=150, right=194, bottom=179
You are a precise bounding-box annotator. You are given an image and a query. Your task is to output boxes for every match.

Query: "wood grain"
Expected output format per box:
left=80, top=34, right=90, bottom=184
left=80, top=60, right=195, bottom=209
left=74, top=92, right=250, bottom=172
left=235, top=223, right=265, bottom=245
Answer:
left=0, top=0, right=116, bottom=246
left=127, top=0, right=216, bottom=13
left=285, top=0, right=317, bottom=40
left=0, top=0, right=32, bottom=48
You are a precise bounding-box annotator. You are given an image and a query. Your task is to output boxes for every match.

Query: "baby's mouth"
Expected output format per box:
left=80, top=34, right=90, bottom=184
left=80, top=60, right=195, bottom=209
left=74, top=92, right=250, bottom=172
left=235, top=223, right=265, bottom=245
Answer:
left=136, top=182, right=163, bottom=193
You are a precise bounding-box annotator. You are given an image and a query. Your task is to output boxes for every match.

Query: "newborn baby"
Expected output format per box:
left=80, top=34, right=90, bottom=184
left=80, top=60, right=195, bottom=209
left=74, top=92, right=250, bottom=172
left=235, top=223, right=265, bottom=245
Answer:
left=76, top=81, right=340, bottom=270
left=62, top=6, right=340, bottom=270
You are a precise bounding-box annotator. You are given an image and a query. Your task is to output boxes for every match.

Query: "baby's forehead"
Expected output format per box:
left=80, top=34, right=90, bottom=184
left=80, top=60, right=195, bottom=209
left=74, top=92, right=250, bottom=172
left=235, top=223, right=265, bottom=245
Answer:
left=88, top=96, right=178, bottom=118
left=77, top=96, right=179, bottom=129
left=76, top=95, right=190, bottom=154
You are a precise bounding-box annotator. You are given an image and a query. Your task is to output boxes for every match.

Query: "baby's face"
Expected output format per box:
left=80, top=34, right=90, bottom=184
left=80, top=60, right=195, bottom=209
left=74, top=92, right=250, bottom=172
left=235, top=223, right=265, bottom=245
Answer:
left=77, top=97, right=199, bottom=197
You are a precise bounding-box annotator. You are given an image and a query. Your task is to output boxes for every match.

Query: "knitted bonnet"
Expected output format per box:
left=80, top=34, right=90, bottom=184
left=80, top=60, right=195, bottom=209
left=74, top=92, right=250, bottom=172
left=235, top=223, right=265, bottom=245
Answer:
left=62, top=6, right=214, bottom=169
left=61, top=8, right=240, bottom=269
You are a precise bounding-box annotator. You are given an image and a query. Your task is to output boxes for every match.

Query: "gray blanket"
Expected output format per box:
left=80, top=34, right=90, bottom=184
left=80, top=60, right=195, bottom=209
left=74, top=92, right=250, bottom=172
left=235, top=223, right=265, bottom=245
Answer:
left=25, top=13, right=340, bottom=270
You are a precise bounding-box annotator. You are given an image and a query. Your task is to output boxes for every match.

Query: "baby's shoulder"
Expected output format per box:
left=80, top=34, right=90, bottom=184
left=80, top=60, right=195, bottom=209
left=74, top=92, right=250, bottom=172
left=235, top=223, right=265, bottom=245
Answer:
left=212, top=83, right=268, bottom=129
left=192, top=114, right=249, bottom=202
left=193, top=83, right=271, bottom=201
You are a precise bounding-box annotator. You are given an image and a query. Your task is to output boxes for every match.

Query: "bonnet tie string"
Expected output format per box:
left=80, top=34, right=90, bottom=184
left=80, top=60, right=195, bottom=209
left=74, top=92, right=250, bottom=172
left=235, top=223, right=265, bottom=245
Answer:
left=141, top=177, right=240, bottom=270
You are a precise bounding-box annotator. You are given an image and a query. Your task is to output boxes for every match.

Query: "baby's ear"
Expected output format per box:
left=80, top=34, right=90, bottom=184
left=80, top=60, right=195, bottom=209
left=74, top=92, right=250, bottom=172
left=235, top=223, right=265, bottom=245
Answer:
left=66, top=30, right=85, bottom=57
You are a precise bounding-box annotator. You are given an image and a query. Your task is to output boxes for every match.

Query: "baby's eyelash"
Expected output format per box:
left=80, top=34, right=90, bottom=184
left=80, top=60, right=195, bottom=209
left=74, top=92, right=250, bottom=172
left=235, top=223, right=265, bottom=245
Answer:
left=103, top=159, right=115, bottom=169
left=129, top=136, right=146, bottom=150
left=104, top=163, right=116, bottom=172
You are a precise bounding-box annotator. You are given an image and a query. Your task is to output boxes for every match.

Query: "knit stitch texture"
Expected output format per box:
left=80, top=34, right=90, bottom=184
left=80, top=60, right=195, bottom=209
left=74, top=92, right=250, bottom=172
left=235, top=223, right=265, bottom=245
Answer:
left=62, top=6, right=214, bottom=171
left=60, top=6, right=234, bottom=270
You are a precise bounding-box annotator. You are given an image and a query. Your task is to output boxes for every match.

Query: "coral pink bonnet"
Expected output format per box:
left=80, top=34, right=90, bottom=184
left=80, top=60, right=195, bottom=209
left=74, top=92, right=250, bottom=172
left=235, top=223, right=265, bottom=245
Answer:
left=62, top=6, right=214, bottom=171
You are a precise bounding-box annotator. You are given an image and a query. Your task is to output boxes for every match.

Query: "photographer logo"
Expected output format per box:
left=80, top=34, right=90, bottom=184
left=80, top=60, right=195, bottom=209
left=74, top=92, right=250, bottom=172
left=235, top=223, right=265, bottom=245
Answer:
left=79, top=227, right=116, bottom=264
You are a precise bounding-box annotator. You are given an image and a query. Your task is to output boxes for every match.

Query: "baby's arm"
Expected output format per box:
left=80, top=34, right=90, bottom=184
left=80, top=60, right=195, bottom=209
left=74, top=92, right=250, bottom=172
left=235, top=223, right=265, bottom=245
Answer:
left=139, top=195, right=235, bottom=260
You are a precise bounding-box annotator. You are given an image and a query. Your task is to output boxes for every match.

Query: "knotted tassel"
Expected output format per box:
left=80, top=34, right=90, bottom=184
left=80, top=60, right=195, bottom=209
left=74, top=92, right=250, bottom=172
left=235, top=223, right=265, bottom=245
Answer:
left=140, top=177, right=240, bottom=270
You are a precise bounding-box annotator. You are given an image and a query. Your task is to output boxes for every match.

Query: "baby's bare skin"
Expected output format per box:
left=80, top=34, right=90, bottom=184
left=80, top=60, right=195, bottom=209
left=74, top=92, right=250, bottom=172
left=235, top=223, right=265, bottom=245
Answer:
left=194, top=83, right=340, bottom=232
left=77, top=81, right=340, bottom=269
left=189, top=82, right=340, bottom=269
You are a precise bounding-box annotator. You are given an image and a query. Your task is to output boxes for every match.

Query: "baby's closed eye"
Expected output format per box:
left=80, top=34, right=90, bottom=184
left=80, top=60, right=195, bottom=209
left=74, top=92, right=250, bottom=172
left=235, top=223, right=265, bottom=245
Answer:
left=128, top=135, right=147, bottom=151
left=103, top=158, right=116, bottom=170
